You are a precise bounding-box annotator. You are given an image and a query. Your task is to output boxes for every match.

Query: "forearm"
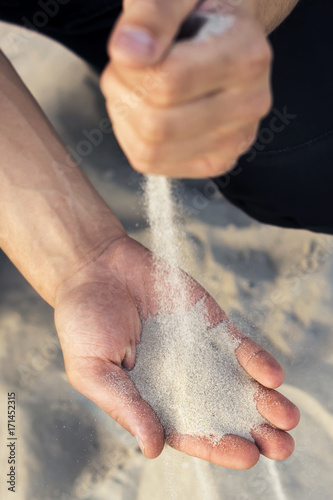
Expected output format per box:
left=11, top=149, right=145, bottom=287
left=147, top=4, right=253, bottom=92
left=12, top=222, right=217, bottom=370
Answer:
left=0, top=52, right=125, bottom=307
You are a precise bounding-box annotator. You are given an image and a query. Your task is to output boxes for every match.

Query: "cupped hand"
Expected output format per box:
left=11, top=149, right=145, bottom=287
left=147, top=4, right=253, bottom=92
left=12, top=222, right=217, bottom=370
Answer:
left=54, top=235, right=299, bottom=469
left=100, top=0, right=272, bottom=178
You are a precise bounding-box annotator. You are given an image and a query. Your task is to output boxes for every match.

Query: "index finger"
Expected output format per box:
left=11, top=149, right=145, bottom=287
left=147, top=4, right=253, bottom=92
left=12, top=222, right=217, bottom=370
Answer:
left=203, top=294, right=285, bottom=389
left=108, top=12, right=270, bottom=109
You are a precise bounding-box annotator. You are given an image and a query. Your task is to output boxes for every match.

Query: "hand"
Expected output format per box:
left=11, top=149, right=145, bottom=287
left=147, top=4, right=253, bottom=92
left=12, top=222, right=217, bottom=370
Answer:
left=54, top=235, right=299, bottom=468
left=100, top=0, right=272, bottom=178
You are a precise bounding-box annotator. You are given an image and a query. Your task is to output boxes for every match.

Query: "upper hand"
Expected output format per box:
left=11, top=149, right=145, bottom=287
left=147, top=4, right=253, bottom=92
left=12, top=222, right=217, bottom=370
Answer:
left=100, top=0, right=272, bottom=178
left=54, top=235, right=299, bottom=468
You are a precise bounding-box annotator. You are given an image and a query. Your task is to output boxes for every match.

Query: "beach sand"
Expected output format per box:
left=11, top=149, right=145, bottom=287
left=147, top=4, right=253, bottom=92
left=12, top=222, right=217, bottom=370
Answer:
left=0, top=22, right=333, bottom=500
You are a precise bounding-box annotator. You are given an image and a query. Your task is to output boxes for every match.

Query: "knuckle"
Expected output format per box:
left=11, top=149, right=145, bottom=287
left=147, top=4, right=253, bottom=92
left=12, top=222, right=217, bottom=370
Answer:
left=140, top=110, right=171, bottom=142
left=219, top=158, right=238, bottom=176
left=196, top=156, right=214, bottom=177
left=209, top=164, right=225, bottom=178
left=254, top=90, right=273, bottom=118
left=151, top=78, right=179, bottom=106
left=245, top=131, right=257, bottom=148
left=236, top=38, right=272, bottom=78
left=132, top=160, right=154, bottom=175
left=246, top=39, right=272, bottom=72
left=131, top=139, right=159, bottom=171
left=197, top=156, right=227, bottom=178
left=237, top=130, right=257, bottom=154
left=149, top=56, right=186, bottom=106
left=243, top=90, right=272, bottom=121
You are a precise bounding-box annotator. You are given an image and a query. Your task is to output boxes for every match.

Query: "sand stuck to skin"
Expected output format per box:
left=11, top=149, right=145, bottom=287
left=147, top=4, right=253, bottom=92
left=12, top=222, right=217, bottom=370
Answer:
left=126, top=176, right=266, bottom=443
left=127, top=299, right=266, bottom=442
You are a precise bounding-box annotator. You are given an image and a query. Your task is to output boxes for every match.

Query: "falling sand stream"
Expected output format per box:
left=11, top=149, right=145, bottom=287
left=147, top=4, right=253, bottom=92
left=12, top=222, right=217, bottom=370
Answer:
left=131, top=175, right=289, bottom=499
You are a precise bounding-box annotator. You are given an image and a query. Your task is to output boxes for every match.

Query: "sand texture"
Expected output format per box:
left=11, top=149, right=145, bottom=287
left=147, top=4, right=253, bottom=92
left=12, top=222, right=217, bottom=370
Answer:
left=1, top=22, right=333, bottom=500
left=127, top=301, right=266, bottom=442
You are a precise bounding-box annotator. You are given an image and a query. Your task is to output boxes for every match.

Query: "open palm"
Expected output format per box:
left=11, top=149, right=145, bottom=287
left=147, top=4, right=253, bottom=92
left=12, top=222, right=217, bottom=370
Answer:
left=55, top=235, right=299, bottom=469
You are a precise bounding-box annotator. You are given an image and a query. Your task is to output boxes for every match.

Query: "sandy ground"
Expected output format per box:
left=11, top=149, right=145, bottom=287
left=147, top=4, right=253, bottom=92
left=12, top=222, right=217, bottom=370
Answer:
left=1, top=22, right=333, bottom=500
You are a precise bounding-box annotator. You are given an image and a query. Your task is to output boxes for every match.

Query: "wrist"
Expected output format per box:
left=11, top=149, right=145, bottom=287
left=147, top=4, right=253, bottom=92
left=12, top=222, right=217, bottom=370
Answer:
left=1, top=179, right=126, bottom=308
left=48, top=210, right=127, bottom=309
left=53, top=233, right=135, bottom=310
left=0, top=52, right=127, bottom=308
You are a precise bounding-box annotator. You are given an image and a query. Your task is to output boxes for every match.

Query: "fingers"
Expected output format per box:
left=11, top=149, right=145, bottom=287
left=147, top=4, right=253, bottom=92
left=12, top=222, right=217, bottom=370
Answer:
left=112, top=17, right=272, bottom=107
left=232, top=331, right=285, bottom=389
left=179, top=294, right=286, bottom=393
left=256, top=388, right=300, bottom=431
left=251, top=425, right=295, bottom=461
left=111, top=112, right=254, bottom=175
left=168, top=425, right=295, bottom=466
left=109, top=0, right=197, bottom=67
left=106, top=76, right=258, bottom=177
left=66, top=357, right=165, bottom=459
left=202, top=294, right=297, bottom=447
left=168, top=432, right=260, bottom=470
left=187, top=295, right=285, bottom=391
left=101, top=37, right=270, bottom=178
left=104, top=64, right=266, bottom=143
left=107, top=12, right=271, bottom=105
left=164, top=13, right=271, bottom=103
left=99, top=4, right=272, bottom=179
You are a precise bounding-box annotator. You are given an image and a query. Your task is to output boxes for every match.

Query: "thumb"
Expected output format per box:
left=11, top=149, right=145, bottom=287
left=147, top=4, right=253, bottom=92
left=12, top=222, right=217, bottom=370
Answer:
left=109, top=0, right=197, bottom=67
left=66, top=357, right=165, bottom=459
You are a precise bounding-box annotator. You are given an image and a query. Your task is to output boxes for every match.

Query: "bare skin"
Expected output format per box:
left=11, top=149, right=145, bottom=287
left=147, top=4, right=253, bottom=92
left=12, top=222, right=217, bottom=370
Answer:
left=55, top=235, right=300, bottom=467
left=102, top=0, right=300, bottom=178
left=0, top=0, right=301, bottom=470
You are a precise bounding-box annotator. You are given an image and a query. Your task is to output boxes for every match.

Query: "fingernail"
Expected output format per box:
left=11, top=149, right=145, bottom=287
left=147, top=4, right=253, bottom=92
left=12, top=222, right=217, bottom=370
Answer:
left=136, top=436, right=145, bottom=454
left=114, top=27, right=156, bottom=60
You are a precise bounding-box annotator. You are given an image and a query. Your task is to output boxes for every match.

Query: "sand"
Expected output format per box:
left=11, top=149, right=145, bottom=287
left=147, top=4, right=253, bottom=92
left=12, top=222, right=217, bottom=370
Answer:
left=192, top=12, right=234, bottom=43
left=127, top=300, right=266, bottom=442
left=136, top=175, right=266, bottom=442
left=1, top=21, right=333, bottom=500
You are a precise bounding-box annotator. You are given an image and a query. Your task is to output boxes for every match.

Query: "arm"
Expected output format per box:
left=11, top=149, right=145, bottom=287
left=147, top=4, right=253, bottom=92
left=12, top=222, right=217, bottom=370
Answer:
left=0, top=47, right=299, bottom=465
left=0, top=51, right=125, bottom=306
left=0, top=50, right=166, bottom=456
